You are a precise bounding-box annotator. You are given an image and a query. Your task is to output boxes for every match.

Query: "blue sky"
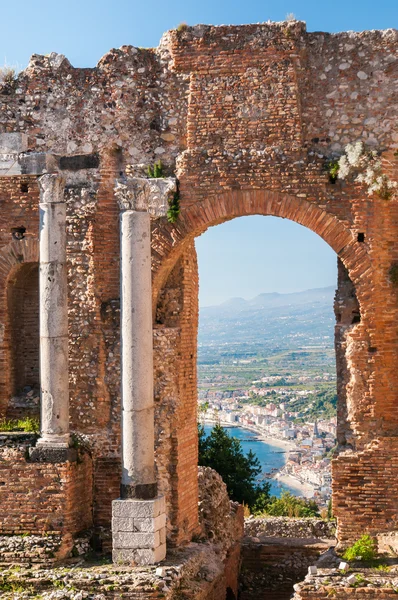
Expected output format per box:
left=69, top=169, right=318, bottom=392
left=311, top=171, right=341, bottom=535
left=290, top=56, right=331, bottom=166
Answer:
left=2, top=0, right=397, bottom=69
left=3, top=1, right=397, bottom=306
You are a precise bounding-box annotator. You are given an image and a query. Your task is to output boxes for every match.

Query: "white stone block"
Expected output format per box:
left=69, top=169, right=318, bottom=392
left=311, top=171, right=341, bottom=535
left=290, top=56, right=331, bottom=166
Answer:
left=308, top=565, right=317, bottom=575
left=112, top=517, right=135, bottom=532
left=112, top=496, right=165, bottom=519
left=113, top=543, right=166, bottom=565
left=0, top=158, right=21, bottom=176
left=112, top=496, right=166, bottom=565
left=113, top=530, right=160, bottom=549
left=113, top=513, right=166, bottom=533
left=136, top=514, right=167, bottom=532
left=346, top=574, right=357, bottom=585
left=0, top=133, right=28, bottom=153
left=339, top=561, right=349, bottom=572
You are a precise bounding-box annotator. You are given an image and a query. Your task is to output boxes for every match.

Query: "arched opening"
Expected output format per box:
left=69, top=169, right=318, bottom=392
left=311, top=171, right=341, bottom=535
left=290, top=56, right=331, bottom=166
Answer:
left=193, top=215, right=361, bottom=600
left=152, top=190, right=371, bottom=551
left=6, top=262, right=40, bottom=419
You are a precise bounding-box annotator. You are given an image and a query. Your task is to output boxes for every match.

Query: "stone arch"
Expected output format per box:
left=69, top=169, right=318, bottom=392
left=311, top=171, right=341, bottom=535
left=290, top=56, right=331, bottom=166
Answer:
left=0, top=238, right=40, bottom=416
left=151, top=189, right=374, bottom=544
left=152, top=190, right=372, bottom=318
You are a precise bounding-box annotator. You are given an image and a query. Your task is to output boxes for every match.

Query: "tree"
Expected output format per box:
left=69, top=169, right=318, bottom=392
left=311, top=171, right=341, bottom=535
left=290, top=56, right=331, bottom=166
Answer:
left=198, top=423, right=271, bottom=510
left=262, top=491, right=320, bottom=518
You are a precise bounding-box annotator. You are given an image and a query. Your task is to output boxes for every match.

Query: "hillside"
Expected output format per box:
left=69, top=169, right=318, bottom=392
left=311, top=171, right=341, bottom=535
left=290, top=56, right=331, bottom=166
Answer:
left=198, top=287, right=336, bottom=362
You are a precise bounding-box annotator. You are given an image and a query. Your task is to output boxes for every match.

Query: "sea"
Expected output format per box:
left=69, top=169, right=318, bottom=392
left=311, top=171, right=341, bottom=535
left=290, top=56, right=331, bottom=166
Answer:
left=203, top=423, right=302, bottom=497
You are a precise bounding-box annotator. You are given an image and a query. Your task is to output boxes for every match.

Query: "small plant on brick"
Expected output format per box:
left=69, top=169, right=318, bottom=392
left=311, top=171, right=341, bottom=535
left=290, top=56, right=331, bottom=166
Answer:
left=0, top=64, right=17, bottom=85
left=53, top=580, right=66, bottom=589
left=375, top=564, right=391, bottom=572
left=0, top=417, right=39, bottom=433
left=335, top=142, right=397, bottom=200
left=147, top=160, right=164, bottom=178
left=389, top=264, right=398, bottom=287
left=176, top=22, right=188, bottom=32
left=353, top=573, right=368, bottom=586
left=167, top=186, right=180, bottom=223
left=326, top=159, right=340, bottom=184
left=342, top=534, right=378, bottom=562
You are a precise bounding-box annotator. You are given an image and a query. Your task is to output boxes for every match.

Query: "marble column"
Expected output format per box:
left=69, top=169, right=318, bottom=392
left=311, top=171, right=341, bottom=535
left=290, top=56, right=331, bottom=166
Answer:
left=112, top=176, right=176, bottom=565
left=37, top=174, right=70, bottom=448
left=120, top=208, right=157, bottom=499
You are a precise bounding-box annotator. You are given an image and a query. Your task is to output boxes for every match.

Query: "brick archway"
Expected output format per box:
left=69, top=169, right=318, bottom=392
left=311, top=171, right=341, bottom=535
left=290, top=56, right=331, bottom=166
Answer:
left=0, top=238, right=39, bottom=414
left=152, top=190, right=371, bottom=315
left=151, top=188, right=379, bottom=546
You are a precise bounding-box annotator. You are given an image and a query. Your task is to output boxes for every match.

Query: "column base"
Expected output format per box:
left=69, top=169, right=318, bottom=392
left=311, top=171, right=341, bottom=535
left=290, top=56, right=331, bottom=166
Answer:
left=112, top=496, right=166, bottom=565
left=29, top=446, right=77, bottom=463
left=36, top=433, right=70, bottom=448
left=120, top=482, right=157, bottom=499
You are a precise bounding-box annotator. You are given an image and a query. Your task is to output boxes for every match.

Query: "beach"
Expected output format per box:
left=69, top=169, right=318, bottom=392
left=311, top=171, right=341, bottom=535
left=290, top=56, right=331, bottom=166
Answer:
left=253, top=431, right=296, bottom=452
left=203, top=419, right=316, bottom=498
left=273, top=473, right=315, bottom=498
left=203, top=418, right=297, bottom=451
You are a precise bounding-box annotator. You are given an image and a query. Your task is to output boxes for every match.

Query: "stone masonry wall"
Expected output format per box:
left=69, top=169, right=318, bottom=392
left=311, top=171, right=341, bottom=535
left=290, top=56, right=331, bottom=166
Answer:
left=241, top=517, right=335, bottom=600
left=7, top=262, right=39, bottom=398
left=0, top=434, right=93, bottom=559
left=334, top=258, right=360, bottom=449
left=0, top=20, right=397, bottom=548
left=154, top=243, right=199, bottom=545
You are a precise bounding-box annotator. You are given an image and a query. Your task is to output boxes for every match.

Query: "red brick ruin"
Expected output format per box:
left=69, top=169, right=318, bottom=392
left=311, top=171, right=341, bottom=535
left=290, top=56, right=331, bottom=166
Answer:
left=0, top=20, right=397, bottom=566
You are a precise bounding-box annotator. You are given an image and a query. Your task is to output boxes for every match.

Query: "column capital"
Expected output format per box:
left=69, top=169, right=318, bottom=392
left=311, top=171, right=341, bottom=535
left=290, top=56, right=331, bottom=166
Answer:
left=38, top=173, right=66, bottom=204
left=114, top=176, right=177, bottom=218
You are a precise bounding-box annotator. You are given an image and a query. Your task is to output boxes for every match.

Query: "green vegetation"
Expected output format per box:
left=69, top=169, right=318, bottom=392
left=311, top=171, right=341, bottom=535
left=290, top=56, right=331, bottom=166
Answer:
left=326, top=159, right=340, bottom=183
left=0, top=417, right=39, bottom=433
left=342, top=535, right=378, bottom=562
left=375, top=564, right=391, bottom=573
left=292, top=389, right=337, bottom=422
left=176, top=22, right=189, bottom=32
left=352, top=573, right=368, bottom=587
left=0, top=65, right=16, bottom=85
left=389, top=263, right=398, bottom=287
left=326, top=498, right=334, bottom=520
left=244, top=385, right=337, bottom=422
left=145, top=159, right=180, bottom=223
left=198, top=423, right=271, bottom=511
left=199, top=425, right=320, bottom=516
left=257, top=490, right=320, bottom=518
left=147, top=160, right=164, bottom=178
left=167, top=187, right=180, bottom=223
left=0, top=574, right=33, bottom=594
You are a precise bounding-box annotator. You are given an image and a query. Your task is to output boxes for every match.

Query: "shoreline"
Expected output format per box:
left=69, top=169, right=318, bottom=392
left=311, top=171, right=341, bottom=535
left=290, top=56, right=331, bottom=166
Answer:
left=203, top=419, right=297, bottom=451
left=272, top=473, right=315, bottom=498
left=203, top=418, right=316, bottom=498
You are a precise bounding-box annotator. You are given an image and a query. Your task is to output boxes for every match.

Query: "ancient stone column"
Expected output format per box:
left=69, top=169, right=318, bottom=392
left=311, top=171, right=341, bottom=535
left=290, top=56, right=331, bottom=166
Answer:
left=37, top=174, right=70, bottom=448
left=112, top=176, right=176, bottom=565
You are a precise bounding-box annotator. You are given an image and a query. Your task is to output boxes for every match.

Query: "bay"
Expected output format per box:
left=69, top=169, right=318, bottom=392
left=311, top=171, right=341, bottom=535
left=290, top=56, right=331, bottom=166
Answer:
left=203, top=423, right=302, bottom=497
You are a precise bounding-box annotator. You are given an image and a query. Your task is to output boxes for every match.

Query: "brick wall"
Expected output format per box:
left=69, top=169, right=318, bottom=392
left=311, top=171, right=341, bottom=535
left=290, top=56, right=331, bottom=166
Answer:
left=154, top=244, right=199, bottom=544
left=332, top=438, right=398, bottom=544
left=0, top=176, right=40, bottom=411
left=7, top=262, right=39, bottom=396
left=0, top=435, right=92, bottom=555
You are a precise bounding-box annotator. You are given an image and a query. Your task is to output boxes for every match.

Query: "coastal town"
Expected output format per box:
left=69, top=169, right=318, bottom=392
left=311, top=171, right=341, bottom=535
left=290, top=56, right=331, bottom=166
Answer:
left=199, top=373, right=337, bottom=508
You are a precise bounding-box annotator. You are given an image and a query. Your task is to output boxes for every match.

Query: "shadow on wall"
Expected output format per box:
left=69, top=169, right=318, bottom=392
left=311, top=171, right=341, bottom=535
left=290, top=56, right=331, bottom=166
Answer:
left=6, top=262, right=40, bottom=420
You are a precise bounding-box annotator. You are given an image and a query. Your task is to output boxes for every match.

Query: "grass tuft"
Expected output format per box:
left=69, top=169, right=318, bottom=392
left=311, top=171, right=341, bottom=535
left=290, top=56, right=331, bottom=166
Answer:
left=0, top=417, right=39, bottom=433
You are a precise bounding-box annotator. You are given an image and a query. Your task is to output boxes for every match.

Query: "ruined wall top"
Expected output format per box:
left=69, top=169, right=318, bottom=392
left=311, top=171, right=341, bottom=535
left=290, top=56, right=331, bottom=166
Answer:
left=0, top=20, right=395, bottom=180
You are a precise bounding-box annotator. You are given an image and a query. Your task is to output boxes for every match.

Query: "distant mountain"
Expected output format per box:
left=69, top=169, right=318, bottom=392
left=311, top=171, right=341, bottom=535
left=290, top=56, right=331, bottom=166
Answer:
left=203, top=287, right=335, bottom=313
left=198, top=287, right=336, bottom=350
